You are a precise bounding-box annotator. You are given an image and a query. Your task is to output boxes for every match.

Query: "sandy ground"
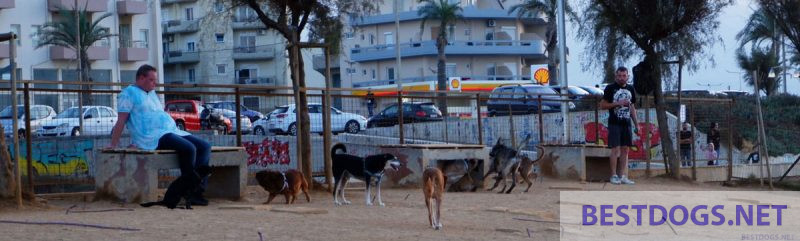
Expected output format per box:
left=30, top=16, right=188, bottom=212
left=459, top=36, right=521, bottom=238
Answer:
left=0, top=177, right=763, bottom=241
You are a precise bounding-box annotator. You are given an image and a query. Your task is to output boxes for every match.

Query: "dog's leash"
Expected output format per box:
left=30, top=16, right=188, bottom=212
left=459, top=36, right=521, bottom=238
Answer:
left=279, top=172, right=288, bottom=192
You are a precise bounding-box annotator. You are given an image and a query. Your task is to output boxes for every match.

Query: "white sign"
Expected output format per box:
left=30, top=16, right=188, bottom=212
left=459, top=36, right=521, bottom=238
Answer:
left=448, top=77, right=461, bottom=92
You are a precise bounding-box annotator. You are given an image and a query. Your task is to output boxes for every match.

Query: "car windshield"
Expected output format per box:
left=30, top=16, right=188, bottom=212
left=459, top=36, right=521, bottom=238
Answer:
left=273, top=106, right=289, bottom=114
left=56, top=107, right=88, bottom=119
left=0, top=106, right=23, bottom=119
left=420, top=104, right=439, bottom=112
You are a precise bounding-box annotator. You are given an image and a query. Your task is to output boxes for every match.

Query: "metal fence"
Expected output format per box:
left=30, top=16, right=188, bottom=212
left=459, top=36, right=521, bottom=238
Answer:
left=3, top=80, right=778, bottom=194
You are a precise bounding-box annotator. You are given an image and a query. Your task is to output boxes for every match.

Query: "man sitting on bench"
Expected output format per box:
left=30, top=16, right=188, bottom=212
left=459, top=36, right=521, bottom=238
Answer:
left=108, top=64, right=211, bottom=206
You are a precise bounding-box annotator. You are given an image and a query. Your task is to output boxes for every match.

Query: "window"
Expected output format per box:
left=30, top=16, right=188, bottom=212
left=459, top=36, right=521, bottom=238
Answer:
left=214, top=1, right=224, bottom=13
left=387, top=67, right=395, bottom=80
left=485, top=29, right=494, bottom=41
left=446, top=63, right=456, bottom=77
left=217, top=64, right=226, bottom=75
left=384, top=32, right=394, bottom=46
left=369, top=34, right=375, bottom=45
left=10, top=24, right=20, bottom=46
left=371, top=69, right=376, bottom=80
left=308, top=105, right=322, bottom=114
left=99, top=107, right=115, bottom=118
left=239, top=35, right=255, bottom=52
left=362, top=69, right=367, bottom=75
left=185, top=8, right=194, bottom=21
left=447, top=24, right=455, bottom=42
left=344, top=32, right=354, bottom=39
left=187, top=69, right=196, bottom=83
left=215, top=33, right=224, bottom=43
left=383, top=105, right=398, bottom=116
left=464, top=28, right=471, bottom=36
left=187, top=42, right=195, bottom=51
left=513, top=87, right=527, bottom=99
left=139, top=29, right=149, bottom=48
left=360, top=34, right=364, bottom=40
left=31, top=25, right=41, bottom=46
left=85, top=108, right=100, bottom=119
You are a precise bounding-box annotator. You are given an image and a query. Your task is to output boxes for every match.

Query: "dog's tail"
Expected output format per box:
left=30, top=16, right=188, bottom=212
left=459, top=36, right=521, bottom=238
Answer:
left=533, top=146, right=545, bottom=163
left=332, top=143, right=347, bottom=155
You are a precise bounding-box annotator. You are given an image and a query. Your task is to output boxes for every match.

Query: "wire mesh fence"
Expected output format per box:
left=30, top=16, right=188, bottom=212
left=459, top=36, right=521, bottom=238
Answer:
left=3, top=79, right=796, bottom=194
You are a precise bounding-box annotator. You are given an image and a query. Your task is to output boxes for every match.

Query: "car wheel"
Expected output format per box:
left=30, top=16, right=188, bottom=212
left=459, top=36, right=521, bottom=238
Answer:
left=345, top=120, right=360, bottom=134
left=254, top=126, right=266, bottom=136
left=176, top=121, right=186, bottom=131
left=71, top=128, right=80, bottom=136
left=288, top=123, right=297, bottom=136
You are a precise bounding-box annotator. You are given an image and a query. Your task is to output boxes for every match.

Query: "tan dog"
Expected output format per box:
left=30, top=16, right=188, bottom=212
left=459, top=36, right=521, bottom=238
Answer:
left=255, top=169, right=311, bottom=204
left=510, top=146, right=545, bottom=193
left=422, top=167, right=445, bottom=230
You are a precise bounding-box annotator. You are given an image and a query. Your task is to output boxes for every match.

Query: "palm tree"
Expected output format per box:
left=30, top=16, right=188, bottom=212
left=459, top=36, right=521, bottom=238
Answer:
left=736, top=48, right=781, bottom=96
left=35, top=7, right=114, bottom=104
left=418, top=0, right=463, bottom=116
left=509, top=0, right=577, bottom=86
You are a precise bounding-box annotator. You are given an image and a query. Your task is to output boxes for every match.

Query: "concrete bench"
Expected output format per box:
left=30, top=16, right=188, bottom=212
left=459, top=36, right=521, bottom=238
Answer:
left=541, top=144, right=611, bottom=181
left=379, top=144, right=489, bottom=187
left=95, top=146, right=247, bottom=203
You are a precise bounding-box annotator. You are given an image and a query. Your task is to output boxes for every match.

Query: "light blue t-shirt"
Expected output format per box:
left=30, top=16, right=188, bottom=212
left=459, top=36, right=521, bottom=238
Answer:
left=117, top=85, right=189, bottom=150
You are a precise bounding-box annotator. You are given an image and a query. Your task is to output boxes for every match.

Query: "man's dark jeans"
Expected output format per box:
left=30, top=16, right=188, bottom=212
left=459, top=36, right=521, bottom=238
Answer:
left=157, top=133, right=211, bottom=191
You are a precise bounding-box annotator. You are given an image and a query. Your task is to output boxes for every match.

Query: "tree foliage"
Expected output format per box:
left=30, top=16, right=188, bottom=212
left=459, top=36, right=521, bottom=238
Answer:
left=736, top=47, right=781, bottom=96
left=418, top=0, right=464, bottom=116
left=509, top=0, right=577, bottom=85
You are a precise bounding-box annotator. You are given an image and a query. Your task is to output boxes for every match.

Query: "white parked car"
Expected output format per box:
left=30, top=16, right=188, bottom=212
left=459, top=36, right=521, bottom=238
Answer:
left=252, top=104, right=367, bottom=136
left=38, top=106, right=118, bottom=136
left=1, top=105, right=56, bottom=138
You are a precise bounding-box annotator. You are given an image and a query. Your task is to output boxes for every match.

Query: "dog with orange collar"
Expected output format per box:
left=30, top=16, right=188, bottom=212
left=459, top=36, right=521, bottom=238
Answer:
left=255, top=169, right=310, bottom=204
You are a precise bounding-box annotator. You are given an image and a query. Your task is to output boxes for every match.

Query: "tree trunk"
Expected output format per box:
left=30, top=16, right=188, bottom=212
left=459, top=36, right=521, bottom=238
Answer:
left=81, top=53, right=93, bottom=105
left=0, top=121, right=17, bottom=198
left=288, top=36, right=313, bottom=185
left=546, top=24, right=559, bottom=86
left=647, top=54, right=680, bottom=178
left=602, top=28, right=618, bottom=84
left=436, top=35, right=448, bottom=117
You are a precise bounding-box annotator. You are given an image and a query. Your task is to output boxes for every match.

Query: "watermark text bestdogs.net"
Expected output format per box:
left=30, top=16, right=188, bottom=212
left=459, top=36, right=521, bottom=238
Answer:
left=582, top=204, right=787, bottom=226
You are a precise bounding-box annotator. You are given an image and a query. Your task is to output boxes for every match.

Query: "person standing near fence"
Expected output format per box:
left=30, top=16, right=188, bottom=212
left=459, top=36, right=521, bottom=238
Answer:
left=679, top=122, right=693, bottom=167
left=366, top=91, right=376, bottom=117
left=707, top=122, right=721, bottom=165
left=108, top=64, right=211, bottom=206
left=599, top=67, right=638, bottom=185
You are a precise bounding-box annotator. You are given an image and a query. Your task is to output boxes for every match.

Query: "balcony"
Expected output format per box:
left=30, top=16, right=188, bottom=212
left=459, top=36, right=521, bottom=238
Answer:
left=232, top=16, right=264, bottom=30
left=312, top=54, right=340, bottom=72
left=232, top=45, right=275, bottom=61
left=0, top=44, right=8, bottom=59
left=163, top=50, right=199, bottom=64
left=162, top=19, right=199, bottom=34
left=0, top=0, right=14, bottom=9
left=237, top=76, right=276, bottom=90
left=117, top=0, right=147, bottom=15
left=351, top=6, right=546, bottom=26
left=350, top=40, right=545, bottom=62
left=118, top=41, right=148, bottom=62
left=160, top=0, right=196, bottom=4
left=49, top=45, right=110, bottom=61
left=48, top=0, right=107, bottom=12
left=352, top=75, right=531, bottom=88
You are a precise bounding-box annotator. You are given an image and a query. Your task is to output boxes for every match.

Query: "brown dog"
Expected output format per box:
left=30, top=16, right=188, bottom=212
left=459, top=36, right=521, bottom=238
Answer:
left=510, top=148, right=544, bottom=193
left=422, top=167, right=445, bottom=230
left=255, top=169, right=311, bottom=204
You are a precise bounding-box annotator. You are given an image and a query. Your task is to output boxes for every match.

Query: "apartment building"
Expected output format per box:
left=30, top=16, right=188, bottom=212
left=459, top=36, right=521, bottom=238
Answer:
left=317, top=0, right=549, bottom=113
left=0, top=0, right=164, bottom=111
left=159, top=0, right=325, bottom=111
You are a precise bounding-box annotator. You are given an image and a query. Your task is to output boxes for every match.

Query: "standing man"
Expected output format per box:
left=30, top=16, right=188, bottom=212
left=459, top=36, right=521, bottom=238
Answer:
left=366, top=91, right=376, bottom=117
left=108, top=64, right=211, bottom=205
left=600, top=67, right=638, bottom=185
left=679, top=122, right=693, bottom=167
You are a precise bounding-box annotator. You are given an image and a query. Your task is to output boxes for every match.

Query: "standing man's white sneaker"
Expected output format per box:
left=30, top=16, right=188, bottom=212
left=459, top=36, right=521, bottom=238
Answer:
left=610, top=175, right=621, bottom=184
left=620, top=175, right=635, bottom=185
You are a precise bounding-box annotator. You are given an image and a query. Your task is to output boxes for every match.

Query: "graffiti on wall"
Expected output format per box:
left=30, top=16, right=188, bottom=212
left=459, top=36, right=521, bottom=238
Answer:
left=13, top=139, right=93, bottom=177
left=584, top=122, right=661, bottom=160
left=243, top=137, right=290, bottom=167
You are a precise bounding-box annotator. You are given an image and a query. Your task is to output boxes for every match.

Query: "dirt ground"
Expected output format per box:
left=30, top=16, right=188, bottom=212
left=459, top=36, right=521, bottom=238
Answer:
left=0, top=177, right=766, bottom=241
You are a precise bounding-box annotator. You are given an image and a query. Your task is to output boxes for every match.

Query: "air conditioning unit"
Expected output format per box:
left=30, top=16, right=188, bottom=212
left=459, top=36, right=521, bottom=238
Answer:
left=486, top=19, right=496, bottom=27
left=257, top=29, right=268, bottom=36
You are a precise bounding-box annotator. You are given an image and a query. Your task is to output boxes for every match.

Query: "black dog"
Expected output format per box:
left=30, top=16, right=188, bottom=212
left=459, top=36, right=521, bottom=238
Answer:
left=331, top=143, right=400, bottom=206
left=141, top=166, right=211, bottom=209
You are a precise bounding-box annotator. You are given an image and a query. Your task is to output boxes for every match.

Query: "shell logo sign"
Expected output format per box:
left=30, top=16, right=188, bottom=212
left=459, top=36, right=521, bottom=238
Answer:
left=449, top=77, right=461, bottom=91
left=531, top=64, right=549, bottom=85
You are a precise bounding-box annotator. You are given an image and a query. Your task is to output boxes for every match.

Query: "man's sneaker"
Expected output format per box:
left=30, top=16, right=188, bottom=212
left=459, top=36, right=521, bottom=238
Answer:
left=610, top=175, right=621, bottom=185
left=620, top=176, right=635, bottom=185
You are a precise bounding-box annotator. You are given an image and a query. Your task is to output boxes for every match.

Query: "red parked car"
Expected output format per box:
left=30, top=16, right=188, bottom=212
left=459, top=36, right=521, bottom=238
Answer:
left=165, top=100, right=205, bottom=131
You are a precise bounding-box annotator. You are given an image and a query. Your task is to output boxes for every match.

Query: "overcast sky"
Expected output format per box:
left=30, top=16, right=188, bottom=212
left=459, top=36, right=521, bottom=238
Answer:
left=564, top=1, right=800, bottom=95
